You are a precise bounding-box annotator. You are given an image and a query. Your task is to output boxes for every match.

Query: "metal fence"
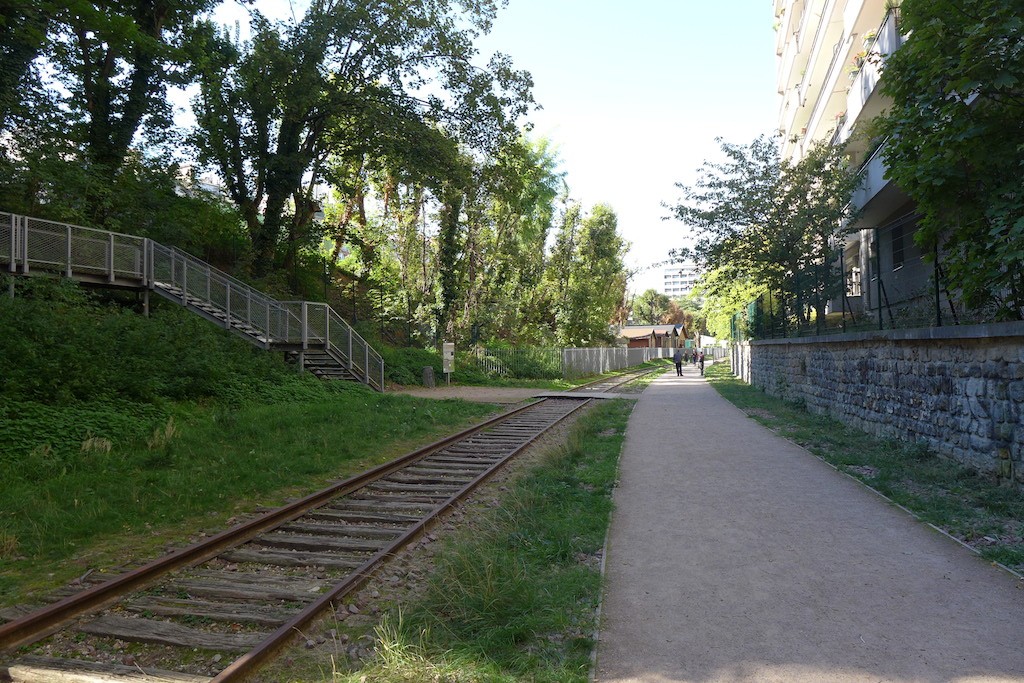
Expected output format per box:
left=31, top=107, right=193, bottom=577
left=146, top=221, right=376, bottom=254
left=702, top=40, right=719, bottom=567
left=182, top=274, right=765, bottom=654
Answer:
left=467, top=346, right=674, bottom=379
left=1, top=211, right=384, bottom=391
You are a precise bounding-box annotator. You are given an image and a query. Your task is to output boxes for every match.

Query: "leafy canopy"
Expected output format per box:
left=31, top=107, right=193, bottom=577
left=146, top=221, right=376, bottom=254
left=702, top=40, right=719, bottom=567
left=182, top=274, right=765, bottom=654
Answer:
left=667, top=135, right=860, bottom=331
left=876, top=0, right=1024, bottom=319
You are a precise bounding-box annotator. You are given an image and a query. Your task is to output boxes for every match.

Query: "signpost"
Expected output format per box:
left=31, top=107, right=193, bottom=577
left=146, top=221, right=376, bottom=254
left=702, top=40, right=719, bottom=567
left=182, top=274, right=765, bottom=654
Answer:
left=442, top=342, right=454, bottom=385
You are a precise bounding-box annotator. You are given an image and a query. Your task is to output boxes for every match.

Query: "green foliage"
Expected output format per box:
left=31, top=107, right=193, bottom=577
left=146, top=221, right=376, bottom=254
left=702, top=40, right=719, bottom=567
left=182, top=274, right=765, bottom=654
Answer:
left=545, top=204, right=629, bottom=346
left=634, top=289, right=671, bottom=324
left=694, top=269, right=767, bottom=339
left=0, top=282, right=292, bottom=406
left=877, top=0, right=1024, bottom=319
left=190, top=1, right=534, bottom=276
left=668, top=136, right=861, bottom=332
left=381, top=346, right=442, bottom=386
left=0, top=0, right=219, bottom=224
left=0, top=286, right=499, bottom=598
left=0, top=398, right=163, bottom=476
left=0, top=280, right=323, bottom=460
left=0, top=389, right=495, bottom=598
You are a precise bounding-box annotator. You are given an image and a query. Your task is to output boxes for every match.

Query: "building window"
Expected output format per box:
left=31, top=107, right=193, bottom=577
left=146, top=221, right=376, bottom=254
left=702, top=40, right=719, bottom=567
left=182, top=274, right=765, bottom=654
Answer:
left=847, top=267, right=861, bottom=297
left=891, top=224, right=905, bottom=270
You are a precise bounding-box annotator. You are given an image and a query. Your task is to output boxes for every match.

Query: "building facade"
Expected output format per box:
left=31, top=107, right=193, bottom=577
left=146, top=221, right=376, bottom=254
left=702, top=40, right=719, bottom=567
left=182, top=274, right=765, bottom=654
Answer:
left=774, top=0, right=941, bottom=325
left=661, top=263, right=700, bottom=299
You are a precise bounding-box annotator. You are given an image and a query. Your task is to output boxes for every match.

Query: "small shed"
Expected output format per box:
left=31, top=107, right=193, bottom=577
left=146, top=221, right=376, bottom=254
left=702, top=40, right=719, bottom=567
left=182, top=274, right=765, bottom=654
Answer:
left=617, top=325, right=684, bottom=349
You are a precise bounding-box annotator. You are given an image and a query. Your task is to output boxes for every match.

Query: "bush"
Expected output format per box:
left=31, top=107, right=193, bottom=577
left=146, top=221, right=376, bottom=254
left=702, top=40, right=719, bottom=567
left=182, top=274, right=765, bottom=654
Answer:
left=0, top=279, right=345, bottom=457
left=381, top=346, right=442, bottom=386
left=0, top=281, right=302, bottom=405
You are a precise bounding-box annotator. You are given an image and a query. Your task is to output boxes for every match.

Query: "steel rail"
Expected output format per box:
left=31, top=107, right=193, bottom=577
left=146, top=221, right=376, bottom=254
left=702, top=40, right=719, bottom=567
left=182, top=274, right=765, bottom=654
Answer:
left=574, top=363, right=667, bottom=392
left=1, top=366, right=651, bottom=679
left=0, top=399, right=546, bottom=652
left=211, top=397, right=593, bottom=681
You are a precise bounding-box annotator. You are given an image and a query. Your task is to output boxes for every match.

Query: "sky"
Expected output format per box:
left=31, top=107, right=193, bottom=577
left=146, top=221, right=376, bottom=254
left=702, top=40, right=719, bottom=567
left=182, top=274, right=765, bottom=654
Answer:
left=474, top=0, right=780, bottom=294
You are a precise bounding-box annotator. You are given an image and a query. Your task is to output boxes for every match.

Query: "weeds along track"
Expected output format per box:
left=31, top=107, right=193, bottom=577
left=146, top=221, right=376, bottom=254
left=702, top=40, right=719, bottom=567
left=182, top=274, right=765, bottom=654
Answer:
left=0, top=374, right=652, bottom=682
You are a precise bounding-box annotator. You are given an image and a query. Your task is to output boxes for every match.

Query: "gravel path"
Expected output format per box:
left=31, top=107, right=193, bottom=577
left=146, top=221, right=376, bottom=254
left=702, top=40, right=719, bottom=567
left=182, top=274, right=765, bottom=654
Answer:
left=390, top=385, right=544, bottom=404
left=595, top=365, right=1024, bottom=682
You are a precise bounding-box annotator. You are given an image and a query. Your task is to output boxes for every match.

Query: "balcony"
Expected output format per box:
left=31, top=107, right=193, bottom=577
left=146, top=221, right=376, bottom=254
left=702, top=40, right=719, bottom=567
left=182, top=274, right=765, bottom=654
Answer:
left=845, top=10, right=905, bottom=129
left=852, top=140, right=890, bottom=211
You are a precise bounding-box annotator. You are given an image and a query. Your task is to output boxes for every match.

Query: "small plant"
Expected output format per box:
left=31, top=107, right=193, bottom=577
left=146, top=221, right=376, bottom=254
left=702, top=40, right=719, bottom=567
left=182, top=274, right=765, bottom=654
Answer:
left=902, top=440, right=935, bottom=462
left=80, top=436, right=113, bottom=454
left=0, top=529, right=18, bottom=559
left=147, top=416, right=178, bottom=450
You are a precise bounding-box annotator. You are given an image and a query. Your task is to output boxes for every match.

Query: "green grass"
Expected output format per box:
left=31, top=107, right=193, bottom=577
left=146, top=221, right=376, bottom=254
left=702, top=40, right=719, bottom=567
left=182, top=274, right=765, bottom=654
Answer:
left=269, top=399, right=633, bottom=683
left=705, top=361, right=1024, bottom=574
left=0, top=388, right=497, bottom=603
left=0, top=282, right=505, bottom=603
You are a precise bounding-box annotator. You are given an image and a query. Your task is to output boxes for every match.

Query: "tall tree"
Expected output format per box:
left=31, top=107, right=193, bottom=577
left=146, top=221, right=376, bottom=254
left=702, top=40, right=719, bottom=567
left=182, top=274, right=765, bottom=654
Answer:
left=191, top=0, right=534, bottom=275
left=635, top=289, right=670, bottom=324
left=668, top=135, right=859, bottom=331
left=0, top=0, right=53, bottom=127
left=877, top=0, right=1024, bottom=319
left=1, top=0, right=219, bottom=225
left=548, top=203, right=628, bottom=346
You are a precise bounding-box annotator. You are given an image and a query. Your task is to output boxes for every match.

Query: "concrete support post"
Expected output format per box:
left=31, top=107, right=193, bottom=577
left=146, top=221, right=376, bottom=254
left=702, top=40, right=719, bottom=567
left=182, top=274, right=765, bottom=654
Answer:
left=66, top=225, right=72, bottom=277
left=108, top=233, right=116, bottom=283
left=225, top=287, right=232, bottom=329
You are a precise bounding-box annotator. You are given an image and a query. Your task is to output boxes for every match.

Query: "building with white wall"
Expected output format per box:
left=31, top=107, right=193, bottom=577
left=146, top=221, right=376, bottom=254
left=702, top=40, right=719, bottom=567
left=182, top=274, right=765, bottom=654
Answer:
left=774, top=0, right=937, bottom=324
left=662, top=262, right=700, bottom=299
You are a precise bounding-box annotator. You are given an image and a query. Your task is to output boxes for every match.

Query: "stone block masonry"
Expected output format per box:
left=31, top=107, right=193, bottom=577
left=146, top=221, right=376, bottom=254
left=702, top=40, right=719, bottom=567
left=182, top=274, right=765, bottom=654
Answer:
left=730, top=322, right=1024, bottom=486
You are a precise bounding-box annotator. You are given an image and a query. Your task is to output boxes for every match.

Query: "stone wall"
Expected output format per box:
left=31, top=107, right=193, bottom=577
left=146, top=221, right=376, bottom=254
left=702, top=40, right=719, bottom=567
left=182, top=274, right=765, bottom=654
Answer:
left=730, top=322, right=1024, bottom=485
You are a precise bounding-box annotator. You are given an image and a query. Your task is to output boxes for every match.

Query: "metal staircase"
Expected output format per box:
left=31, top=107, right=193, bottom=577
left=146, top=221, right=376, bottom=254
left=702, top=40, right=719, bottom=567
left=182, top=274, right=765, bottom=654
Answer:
left=1, top=212, right=385, bottom=390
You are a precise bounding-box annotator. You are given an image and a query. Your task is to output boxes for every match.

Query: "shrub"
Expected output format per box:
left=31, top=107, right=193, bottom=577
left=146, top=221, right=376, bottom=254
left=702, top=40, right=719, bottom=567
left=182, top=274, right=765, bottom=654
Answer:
left=381, top=346, right=442, bottom=386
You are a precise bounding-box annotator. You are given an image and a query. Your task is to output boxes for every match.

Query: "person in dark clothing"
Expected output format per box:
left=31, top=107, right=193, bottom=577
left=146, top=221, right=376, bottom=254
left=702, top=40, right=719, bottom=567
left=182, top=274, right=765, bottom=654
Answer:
left=698, top=351, right=705, bottom=376
left=672, top=348, right=683, bottom=376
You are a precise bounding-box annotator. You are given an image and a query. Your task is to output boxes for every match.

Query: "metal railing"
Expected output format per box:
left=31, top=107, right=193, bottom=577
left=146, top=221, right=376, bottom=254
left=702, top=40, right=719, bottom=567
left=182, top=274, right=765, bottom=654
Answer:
left=3, top=212, right=146, bottom=282
left=467, top=346, right=673, bottom=380
left=1, top=212, right=384, bottom=391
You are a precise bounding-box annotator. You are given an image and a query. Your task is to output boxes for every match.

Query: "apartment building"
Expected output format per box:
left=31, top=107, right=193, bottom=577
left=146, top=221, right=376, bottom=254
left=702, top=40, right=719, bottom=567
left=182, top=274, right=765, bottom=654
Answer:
left=662, top=262, right=700, bottom=299
left=774, top=0, right=933, bottom=323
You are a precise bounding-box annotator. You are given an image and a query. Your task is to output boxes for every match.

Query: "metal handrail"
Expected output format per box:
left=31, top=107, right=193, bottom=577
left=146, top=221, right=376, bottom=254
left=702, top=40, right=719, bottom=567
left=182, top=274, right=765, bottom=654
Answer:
left=1, top=211, right=384, bottom=390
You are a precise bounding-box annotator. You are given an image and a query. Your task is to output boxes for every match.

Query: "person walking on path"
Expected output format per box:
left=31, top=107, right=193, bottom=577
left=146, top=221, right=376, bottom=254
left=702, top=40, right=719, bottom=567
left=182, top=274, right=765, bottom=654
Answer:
left=698, top=350, right=705, bottom=376
left=594, top=370, right=1024, bottom=683
left=672, top=348, right=683, bottom=376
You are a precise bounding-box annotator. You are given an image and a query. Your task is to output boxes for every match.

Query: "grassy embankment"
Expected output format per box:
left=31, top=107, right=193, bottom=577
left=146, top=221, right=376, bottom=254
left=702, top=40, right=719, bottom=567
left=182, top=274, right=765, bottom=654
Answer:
left=0, top=278, right=652, bottom=608
left=704, top=360, right=1024, bottom=574
left=0, top=281, right=503, bottom=603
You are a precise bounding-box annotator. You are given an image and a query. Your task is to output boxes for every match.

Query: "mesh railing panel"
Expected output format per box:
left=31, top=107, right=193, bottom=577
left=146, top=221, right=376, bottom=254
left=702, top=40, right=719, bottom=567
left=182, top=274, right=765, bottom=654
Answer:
left=0, top=212, right=15, bottom=267
left=327, top=309, right=352, bottom=362
left=305, top=304, right=328, bottom=345
left=7, top=212, right=384, bottom=389
left=20, top=216, right=145, bottom=279
left=467, top=347, right=562, bottom=379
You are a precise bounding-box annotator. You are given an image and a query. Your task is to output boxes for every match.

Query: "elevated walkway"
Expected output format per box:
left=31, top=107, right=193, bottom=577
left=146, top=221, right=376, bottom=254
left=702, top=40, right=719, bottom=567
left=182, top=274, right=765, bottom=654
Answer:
left=1, top=212, right=383, bottom=390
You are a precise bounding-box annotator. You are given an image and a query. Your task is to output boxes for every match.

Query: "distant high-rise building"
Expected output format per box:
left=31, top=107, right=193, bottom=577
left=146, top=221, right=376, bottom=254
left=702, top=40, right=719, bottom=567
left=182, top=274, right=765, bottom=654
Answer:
left=662, top=263, right=700, bottom=299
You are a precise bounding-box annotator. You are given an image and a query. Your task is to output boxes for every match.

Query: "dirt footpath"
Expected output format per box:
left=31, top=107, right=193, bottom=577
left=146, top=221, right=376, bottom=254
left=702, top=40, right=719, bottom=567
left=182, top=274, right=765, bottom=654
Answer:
left=390, top=385, right=543, bottom=404
left=595, top=366, right=1024, bottom=683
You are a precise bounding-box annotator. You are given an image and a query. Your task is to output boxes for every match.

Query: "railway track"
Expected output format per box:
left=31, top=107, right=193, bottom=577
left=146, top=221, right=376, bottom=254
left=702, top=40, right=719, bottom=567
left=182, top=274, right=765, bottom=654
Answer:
left=0, top=365, right=664, bottom=682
